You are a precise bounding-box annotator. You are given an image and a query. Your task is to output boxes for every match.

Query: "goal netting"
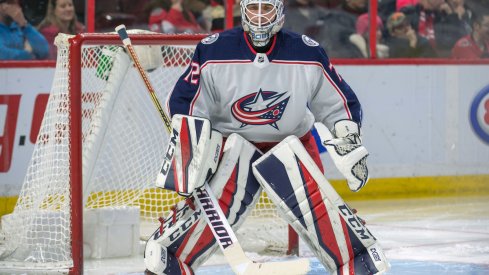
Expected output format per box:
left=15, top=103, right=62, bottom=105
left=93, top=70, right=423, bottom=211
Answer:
left=0, top=31, right=292, bottom=273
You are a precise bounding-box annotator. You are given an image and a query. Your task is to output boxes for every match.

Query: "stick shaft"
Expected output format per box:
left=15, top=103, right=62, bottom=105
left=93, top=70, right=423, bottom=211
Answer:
left=116, top=25, right=172, bottom=133
left=115, top=24, right=253, bottom=272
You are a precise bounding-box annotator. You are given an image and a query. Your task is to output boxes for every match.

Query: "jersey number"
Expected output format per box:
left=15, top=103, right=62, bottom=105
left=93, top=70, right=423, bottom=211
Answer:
left=329, top=62, right=342, bottom=82
left=184, top=62, right=200, bottom=85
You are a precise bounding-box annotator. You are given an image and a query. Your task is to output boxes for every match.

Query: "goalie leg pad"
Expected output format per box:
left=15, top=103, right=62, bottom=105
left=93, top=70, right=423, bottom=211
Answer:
left=144, top=240, right=194, bottom=275
left=145, top=133, right=263, bottom=274
left=157, top=115, right=223, bottom=196
left=252, top=135, right=389, bottom=275
left=209, top=133, right=264, bottom=228
left=144, top=199, right=202, bottom=275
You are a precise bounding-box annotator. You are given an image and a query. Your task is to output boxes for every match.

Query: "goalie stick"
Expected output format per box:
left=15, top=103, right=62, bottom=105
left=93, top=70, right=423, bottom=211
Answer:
left=115, top=25, right=311, bottom=275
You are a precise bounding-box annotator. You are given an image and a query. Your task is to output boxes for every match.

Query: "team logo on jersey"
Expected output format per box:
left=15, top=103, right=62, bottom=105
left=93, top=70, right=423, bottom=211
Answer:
left=202, top=33, right=219, bottom=44
left=231, top=89, right=289, bottom=129
left=470, top=85, right=489, bottom=144
left=302, top=35, right=319, bottom=47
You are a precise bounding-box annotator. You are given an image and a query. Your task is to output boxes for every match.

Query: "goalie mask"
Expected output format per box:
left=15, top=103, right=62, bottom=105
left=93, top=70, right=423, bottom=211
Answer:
left=240, top=0, right=284, bottom=47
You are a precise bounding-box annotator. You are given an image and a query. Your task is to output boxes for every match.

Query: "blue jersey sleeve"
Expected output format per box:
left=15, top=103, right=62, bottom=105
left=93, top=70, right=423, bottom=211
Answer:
left=168, top=43, right=204, bottom=117
left=316, top=46, right=363, bottom=126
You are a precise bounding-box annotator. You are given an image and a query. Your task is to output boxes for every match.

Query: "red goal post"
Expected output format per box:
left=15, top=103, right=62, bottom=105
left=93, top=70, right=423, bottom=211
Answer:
left=0, top=32, right=297, bottom=274
left=68, top=32, right=208, bottom=274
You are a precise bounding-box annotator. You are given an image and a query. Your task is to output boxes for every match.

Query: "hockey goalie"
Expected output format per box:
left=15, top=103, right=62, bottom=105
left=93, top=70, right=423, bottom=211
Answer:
left=143, top=0, right=390, bottom=273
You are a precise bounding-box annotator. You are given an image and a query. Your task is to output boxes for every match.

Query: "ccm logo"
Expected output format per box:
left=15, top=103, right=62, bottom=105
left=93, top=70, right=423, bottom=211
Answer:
left=370, top=247, right=381, bottom=261
left=338, top=204, right=372, bottom=240
left=160, top=128, right=179, bottom=175
left=160, top=247, right=167, bottom=266
left=213, top=144, right=221, bottom=163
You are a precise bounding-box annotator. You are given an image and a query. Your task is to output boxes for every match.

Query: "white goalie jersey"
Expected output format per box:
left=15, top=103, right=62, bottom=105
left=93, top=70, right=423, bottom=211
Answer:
left=167, top=27, right=363, bottom=142
left=150, top=26, right=389, bottom=275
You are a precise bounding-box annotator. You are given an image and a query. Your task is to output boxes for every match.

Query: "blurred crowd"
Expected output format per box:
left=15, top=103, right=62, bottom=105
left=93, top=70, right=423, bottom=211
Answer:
left=281, top=0, right=489, bottom=58
left=0, top=0, right=84, bottom=60
left=1, top=0, right=488, bottom=60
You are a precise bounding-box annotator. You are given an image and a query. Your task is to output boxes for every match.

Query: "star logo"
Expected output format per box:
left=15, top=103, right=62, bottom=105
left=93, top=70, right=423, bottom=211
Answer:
left=231, top=89, right=289, bottom=129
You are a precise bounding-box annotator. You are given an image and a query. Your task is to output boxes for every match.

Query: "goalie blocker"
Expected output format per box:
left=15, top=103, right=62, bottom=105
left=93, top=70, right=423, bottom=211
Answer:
left=156, top=115, right=223, bottom=196
left=252, top=134, right=389, bottom=274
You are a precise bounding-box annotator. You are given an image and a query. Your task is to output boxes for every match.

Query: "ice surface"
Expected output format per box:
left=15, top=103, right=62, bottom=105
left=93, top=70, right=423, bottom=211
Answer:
left=80, top=196, right=489, bottom=274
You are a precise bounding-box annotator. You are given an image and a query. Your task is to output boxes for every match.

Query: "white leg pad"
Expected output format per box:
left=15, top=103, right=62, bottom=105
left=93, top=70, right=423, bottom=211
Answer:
left=252, top=135, right=390, bottom=274
left=145, top=133, right=263, bottom=274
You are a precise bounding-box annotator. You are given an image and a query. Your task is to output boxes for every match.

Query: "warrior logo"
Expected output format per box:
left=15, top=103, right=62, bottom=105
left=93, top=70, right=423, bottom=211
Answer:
left=231, top=89, right=289, bottom=129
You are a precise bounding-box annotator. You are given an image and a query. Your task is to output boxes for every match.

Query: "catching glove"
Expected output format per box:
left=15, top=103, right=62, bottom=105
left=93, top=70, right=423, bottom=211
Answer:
left=314, top=120, right=369, bottom=192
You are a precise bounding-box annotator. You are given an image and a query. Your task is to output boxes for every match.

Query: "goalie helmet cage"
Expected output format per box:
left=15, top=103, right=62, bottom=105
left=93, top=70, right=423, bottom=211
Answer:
left=0, top=32, right=298, bottom=274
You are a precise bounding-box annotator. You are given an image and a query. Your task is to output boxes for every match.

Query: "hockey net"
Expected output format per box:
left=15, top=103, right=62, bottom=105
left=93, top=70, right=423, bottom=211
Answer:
left=0, top=32, right=293, bottom=273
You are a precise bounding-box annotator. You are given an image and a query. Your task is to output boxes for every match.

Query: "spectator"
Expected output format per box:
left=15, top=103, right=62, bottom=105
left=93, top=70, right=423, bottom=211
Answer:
left=147, top=0, right=204, bottom=33
left=21, top=0, right=50, bottom=26
left=452, top=9, right=489, bottom=58
left=445, top=0, right=473, bottom=33
left=207, top=0, right=241, bottom=32
left=400, top=0, right=467, bottom=57
left=385, top=11, right=436, bottom=57
left=379, top=0, right=397, bottom=23
left=147, top=0, right=172, bottom=32
left=0, top=0, right=49, bottom=60
left=349, top=13, right=389, bottom=58
left=312, top=0, right=341, bottom=9
left=397, top=0, right=418, bottom=11
left=38, top=0, right=84, bottom=60
left=283, top=0, right=328, bottom=38
left=181, top=0, right=210, bottom=31
left=340, top=0, right=367, bottom=16
left=467, top=0, right=489, bottom=12
left=315, top=0, right=368, bottom=58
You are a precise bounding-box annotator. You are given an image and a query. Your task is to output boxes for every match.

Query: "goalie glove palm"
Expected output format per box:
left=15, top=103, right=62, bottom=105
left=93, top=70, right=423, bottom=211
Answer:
left=315, top=121, right=369, bottom=192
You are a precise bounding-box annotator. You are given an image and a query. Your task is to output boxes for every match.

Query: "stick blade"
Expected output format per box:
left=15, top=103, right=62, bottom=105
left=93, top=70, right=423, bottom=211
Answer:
left=245, top=258, right=311, bottom=275
left=224, top=244, right=311, bottom=275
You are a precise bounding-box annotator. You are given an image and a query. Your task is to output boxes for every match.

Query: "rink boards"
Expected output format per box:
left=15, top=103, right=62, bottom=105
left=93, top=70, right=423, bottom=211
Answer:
left=1, top=63, right=489, bottom=215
